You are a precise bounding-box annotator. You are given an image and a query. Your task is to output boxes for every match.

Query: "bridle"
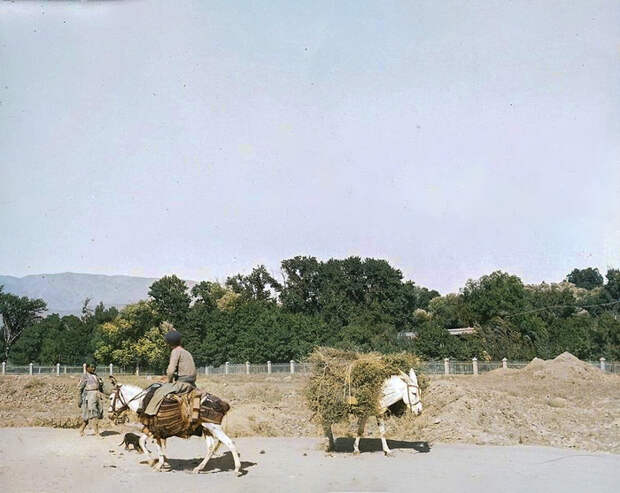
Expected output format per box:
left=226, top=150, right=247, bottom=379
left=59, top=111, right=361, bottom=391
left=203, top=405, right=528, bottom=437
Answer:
left=398, top=372, right=421, bottom=413
left=404, top=381, right=421, bottom=413
left=108, top=376, right=146, bottom=424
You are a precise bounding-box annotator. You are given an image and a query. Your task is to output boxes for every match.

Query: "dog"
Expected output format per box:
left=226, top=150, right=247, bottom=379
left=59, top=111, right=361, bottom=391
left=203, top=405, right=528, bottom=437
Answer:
left=118, top=432, right=143, bottom=452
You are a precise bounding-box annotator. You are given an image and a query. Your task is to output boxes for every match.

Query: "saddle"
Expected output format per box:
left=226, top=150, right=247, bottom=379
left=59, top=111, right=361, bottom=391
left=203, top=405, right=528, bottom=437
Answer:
left=138, top=389, right=230, bottom=439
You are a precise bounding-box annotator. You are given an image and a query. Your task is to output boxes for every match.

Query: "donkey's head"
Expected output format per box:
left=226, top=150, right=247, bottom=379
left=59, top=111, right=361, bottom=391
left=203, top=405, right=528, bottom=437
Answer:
left=399, top=368, right=422, bottom=415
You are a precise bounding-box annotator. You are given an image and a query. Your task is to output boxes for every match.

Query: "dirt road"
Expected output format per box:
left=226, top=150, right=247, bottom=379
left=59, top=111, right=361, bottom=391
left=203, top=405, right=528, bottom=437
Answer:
left=0, top=428, right=617, bottom=493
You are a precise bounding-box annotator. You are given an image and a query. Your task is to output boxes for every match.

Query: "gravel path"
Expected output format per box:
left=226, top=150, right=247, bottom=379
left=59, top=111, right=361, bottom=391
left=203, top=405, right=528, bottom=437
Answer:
left=0, top=428, right=617, bottom=492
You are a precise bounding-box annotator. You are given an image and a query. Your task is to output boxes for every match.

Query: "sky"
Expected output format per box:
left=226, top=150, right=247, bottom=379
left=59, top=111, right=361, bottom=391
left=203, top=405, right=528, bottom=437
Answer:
left=1, top=0, right=619, bottom=294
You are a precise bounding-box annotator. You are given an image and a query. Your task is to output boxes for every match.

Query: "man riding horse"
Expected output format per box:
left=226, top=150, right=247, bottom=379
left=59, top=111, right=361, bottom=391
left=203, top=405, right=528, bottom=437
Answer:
left=139, top=329, right=197, bottom=416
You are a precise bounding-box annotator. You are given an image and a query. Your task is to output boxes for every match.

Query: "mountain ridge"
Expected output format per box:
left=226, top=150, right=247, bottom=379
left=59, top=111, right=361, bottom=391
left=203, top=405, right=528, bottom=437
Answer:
left=0, top=272, right=194, bottom=316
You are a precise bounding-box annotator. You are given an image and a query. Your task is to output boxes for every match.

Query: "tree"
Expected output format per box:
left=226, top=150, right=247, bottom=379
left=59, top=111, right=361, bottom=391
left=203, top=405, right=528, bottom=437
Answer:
left=462, top=271, right=526, bottom=324
left=148, top=275, right=190, bottom=327
left=191, top=281, right=226, bottom=311
left=94, top=301, right=165, bottom=370
left=566, top=267, right=604, bottom=290
left=604, top=269, right=620, bottom=300
left=0, top=286, right=47, bottom=362
left=226, top=265, right=281, bottom=302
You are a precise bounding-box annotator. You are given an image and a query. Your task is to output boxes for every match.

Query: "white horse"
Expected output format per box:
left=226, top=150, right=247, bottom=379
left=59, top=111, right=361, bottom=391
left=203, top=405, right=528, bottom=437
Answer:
left=323, top=368, right=422, bottom=455
left=108, top=383, right=241, bottom=474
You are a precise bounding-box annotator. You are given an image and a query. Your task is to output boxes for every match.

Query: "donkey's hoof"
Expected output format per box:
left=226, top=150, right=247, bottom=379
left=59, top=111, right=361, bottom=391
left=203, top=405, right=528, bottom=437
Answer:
left=192, top=467, right=202, bottom=474
left=353, top=450, right=360, bottom=455
left=384, top=451, right=394, bottom=457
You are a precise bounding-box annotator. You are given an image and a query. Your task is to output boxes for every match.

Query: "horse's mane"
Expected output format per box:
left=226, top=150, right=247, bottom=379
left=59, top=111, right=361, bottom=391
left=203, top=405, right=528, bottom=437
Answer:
left=121, top=383, right=144, bottom=395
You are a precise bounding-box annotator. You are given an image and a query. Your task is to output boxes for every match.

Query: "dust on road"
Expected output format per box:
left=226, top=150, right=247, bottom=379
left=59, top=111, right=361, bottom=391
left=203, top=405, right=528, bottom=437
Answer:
left=0, top=428, right=617, bottom=493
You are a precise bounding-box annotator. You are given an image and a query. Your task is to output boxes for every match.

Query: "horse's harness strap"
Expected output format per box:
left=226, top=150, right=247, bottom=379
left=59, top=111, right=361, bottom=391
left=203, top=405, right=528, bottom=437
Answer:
left=405, top=382, right=420, bottom=412
left=112, top=385, right=146, bottom=416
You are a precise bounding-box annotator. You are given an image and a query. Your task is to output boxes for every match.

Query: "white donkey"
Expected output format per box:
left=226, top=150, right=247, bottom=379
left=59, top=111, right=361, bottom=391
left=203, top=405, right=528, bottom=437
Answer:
left=323, top=368, right=422, bottom=455
left=108, top=383, right=241, bottom=474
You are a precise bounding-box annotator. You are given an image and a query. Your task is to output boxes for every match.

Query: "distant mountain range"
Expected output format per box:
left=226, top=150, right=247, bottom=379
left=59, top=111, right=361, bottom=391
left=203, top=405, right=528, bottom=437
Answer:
left=0, top=273, right=187, bottom=316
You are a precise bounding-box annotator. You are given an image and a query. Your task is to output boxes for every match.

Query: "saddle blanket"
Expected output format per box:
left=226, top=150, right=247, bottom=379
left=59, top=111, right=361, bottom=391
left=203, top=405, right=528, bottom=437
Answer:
left=139, top=390, right=230, bottom=439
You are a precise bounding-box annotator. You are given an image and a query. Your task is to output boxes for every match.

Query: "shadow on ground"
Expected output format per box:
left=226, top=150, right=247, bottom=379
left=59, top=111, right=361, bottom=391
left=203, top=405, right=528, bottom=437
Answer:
left=167, top=452, right=256, bottom=476
left=333, top=437, right=431, bottom=453
left=100, top=430, right=120, bottom=437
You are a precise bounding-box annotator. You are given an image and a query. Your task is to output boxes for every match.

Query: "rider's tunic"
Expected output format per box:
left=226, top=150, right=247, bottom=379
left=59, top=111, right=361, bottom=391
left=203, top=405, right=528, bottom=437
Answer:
left=143, top=346, right=197, bottom=416
left=78, top=372, right=103, bottom=421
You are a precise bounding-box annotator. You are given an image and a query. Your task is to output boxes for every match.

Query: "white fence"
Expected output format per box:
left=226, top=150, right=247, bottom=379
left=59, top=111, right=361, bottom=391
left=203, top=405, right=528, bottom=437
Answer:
left=1, top=358, right=617, bottom=377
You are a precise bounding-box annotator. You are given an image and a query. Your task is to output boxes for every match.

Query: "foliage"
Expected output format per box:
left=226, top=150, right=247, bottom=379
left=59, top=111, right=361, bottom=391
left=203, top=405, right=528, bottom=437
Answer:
left=4, top=257, right=620, bottom=367
left=0, top=286, right=47, bottom=362
left=148, top=275, right=190, bottom=327
left=566, top=267, right=604, bottom=290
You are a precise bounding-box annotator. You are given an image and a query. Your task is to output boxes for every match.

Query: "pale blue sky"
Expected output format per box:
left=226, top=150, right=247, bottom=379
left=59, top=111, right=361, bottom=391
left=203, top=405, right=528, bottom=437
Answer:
left=1, top=0, right=619, bottom=293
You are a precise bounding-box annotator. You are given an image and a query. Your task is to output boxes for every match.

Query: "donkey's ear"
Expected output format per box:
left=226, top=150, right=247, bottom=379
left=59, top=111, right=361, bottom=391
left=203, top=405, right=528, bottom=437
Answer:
left=398, top=370, right=412, bottom=382
left=409, top=369, right=418, bottom=385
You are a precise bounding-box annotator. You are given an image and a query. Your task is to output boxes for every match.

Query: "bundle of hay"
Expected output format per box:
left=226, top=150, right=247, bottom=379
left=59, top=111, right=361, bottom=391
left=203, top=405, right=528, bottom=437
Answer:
left=304, top=347, right=427, bottom=424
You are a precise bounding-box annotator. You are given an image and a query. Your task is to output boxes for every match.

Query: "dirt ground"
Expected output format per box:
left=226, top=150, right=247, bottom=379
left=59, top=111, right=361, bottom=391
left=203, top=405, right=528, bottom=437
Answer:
left=1, top=353, right=618, bottom=453
left=0, top=428, right=618, bottom=493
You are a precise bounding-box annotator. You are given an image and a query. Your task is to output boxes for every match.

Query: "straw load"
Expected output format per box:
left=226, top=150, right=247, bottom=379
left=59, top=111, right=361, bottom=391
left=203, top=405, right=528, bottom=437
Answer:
left=304, top=347, right=427, bottom=424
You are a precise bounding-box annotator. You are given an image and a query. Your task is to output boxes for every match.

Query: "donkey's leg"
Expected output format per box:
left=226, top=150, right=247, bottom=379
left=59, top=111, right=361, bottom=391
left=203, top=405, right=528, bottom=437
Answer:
left=377, top=416, right=392, bottom=456
left=152, top=438, right=166, bottom=471
left=353, top=416, right=368, bottom=454
left=192, top=432, right=218, bottom=474
left=204, top=423, right=241, bottom=475
left=139, top=434, right=155, bottom=466
left=322, top=422, right=335, bottom=452
left=160, top=438, right=170, bottom=469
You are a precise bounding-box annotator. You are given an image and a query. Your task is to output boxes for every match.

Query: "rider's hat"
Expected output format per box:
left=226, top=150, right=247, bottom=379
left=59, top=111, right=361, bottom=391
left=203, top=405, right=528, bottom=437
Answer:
left=164, top=330, right=182, bottom=345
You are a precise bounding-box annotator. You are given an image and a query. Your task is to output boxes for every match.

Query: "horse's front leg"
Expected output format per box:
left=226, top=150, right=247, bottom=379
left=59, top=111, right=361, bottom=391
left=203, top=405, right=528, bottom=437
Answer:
left=353, top=416, right=368, bottom=454
left=152, top=438, right=167, bottom=471
left=322, top=422, right=335, bottom=452
left=377, top=416, right=392, bottom=456
left=139, top=433, right=156, bottom=466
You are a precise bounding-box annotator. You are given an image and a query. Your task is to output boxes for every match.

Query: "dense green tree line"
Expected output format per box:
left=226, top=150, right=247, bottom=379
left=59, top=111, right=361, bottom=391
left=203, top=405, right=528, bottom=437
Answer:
left=1, top=258, right=619, bottom=368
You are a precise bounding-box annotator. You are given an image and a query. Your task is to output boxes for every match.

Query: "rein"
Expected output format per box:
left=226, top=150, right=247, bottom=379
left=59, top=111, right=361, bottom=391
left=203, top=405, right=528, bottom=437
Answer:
left=109, top=380, right=147, bottom=422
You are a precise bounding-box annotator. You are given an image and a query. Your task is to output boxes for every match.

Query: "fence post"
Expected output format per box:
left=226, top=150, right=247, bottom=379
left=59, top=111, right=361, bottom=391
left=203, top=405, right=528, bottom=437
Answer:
left=56, top=363, right=60, bottom=376
left=109, top=363, right=113, bottom=375
left=443, top=357, right=449, bottom=375
left=29, top=363, right=33, bottom=375
left=267, top=360, right=272, bottom=374
left=290, top=360, right=295, bottom=374
left=136, top=364, right=140, bottom=376
left=600, top=357, right=606, bottom=372
left=1, top=361, right=5, bottom=375
left=204, top=365, right=209, bottom=375
left=225, top=361, right=229, bottom=375
left=472, top=357, right=478, bottom=375
left=246, top=361, right=250, bottom=375
left=64, top=366, right=67, bottom=374
left=82, top=363, right=87, bottom=374
left=502, top=357, right=507, bottom=369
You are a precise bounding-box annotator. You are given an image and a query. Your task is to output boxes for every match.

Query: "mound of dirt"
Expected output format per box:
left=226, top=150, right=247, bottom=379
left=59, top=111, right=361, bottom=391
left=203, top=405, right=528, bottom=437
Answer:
left=395, top=352, right=620, bottom=453
left=0, top=375, right=85, bottom=428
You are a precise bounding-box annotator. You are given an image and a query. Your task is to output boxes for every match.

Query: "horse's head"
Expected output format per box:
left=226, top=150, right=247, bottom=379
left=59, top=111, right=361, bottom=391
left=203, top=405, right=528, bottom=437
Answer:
left=399, top=368, right=422, bottom=416
left=107, top=377, right=142, bottom=423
